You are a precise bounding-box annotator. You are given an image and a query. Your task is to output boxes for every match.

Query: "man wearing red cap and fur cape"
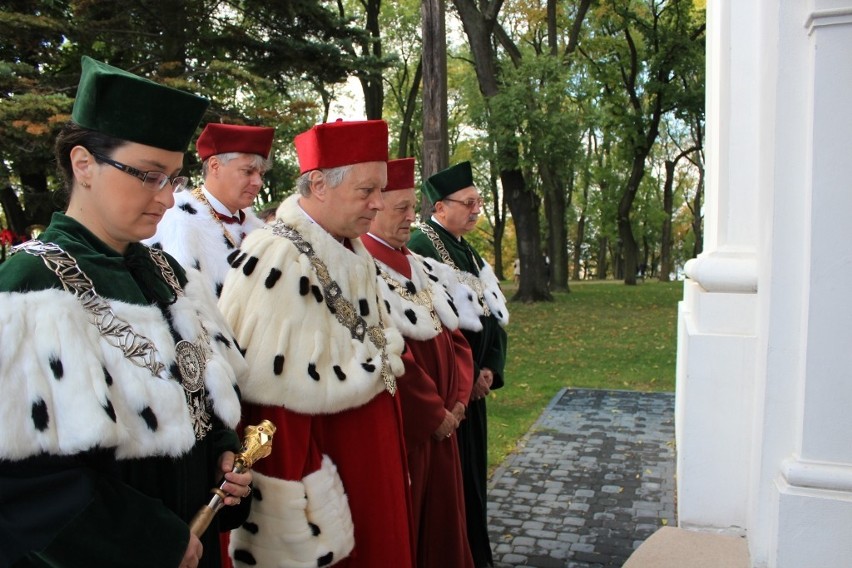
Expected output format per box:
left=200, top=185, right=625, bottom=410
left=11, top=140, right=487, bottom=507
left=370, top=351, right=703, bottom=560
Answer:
left=145, top=123, right=274, bottom=298
left=218, top=120, right=414, bottom=567
left=361, top=157, right=477, bottom=568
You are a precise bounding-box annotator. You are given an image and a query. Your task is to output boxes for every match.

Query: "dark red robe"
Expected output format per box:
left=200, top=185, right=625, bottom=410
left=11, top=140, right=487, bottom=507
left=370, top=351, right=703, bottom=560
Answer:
left=362, top=233, right=476, bottom=568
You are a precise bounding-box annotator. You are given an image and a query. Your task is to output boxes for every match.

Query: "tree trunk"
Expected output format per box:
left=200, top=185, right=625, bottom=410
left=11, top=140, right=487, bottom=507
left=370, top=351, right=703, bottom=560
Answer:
left=692, top=160, right=704, bottom=257
left=487, top=158, right=507, bottom=280
left=397, top=57, right=423, bottom=159
left=542, top=164, right=570, bottom=292
left=617, top=153, right=646, bottom=285
left=0, top=185, right=30, bottom=236
left=573, top=211, right=586, bottom=280
left=420, top=0, right=448, bottom=219
left=659, top=158, right=675, bottom=282
left=596, top=236, right=608, bottom=279
left=503, top=169, right=551, bottom=301
left=359, top=0, right=384, bottom=119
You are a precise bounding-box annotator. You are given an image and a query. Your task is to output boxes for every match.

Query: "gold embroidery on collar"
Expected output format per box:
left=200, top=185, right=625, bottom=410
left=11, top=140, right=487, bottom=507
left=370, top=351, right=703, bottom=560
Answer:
left=191, top=187, right=237, bottom=248
left=376, top=263, right=442, bottom=334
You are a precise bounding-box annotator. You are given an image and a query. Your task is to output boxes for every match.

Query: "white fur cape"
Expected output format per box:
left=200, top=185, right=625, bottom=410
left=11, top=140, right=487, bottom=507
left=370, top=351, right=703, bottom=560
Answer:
left=415, top=253, right=485, bottom=332
left=218, top=194, right=405, bottom=414
left=0, top=268, right=246, bottom=460
left=370, top=246, right=464, bottom=341
left=144, top=189, right=265, bottom=298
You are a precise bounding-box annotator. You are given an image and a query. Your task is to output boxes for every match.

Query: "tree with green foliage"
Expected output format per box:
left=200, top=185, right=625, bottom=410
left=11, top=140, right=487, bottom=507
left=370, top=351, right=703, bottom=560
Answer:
left=450, top=0, right=592, bottom=302
left=0, top=0, right=381, bottom=236
left=579, top=0, right=705, bottom=284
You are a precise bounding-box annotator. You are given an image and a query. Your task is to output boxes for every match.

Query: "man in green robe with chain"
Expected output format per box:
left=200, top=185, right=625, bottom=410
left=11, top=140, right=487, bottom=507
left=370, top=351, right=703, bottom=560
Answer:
left=408, top=161, right=509, bottom=568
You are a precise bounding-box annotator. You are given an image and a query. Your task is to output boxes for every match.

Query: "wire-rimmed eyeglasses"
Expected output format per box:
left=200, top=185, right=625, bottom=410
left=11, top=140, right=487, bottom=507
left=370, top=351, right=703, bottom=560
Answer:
left=90, top=151, right=189, bottom=193
left=443, top=196, right=484, bottom=209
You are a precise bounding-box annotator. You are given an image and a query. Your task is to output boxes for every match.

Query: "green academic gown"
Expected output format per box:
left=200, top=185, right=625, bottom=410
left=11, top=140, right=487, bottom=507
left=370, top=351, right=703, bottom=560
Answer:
left=408, top=219, right=508, bottom=568
left=0, top=213, right=248, bottom=568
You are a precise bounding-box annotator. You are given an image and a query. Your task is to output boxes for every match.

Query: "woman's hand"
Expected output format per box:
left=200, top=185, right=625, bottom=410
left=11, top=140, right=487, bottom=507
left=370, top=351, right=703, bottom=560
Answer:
left=179, top=533, right=203, bottom=568
left=216, top=451, right=254, bottom=506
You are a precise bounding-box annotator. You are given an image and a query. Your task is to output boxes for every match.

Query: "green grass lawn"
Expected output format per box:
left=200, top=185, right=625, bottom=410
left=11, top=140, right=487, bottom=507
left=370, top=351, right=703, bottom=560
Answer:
left=488, top=279, right=683, bottom=472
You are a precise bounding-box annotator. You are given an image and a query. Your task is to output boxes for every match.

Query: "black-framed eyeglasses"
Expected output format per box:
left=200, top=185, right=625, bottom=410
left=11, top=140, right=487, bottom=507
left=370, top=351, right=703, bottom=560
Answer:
left=90, top=151, right=189, bottom=193
left=443, top=196, right=484, bottom=209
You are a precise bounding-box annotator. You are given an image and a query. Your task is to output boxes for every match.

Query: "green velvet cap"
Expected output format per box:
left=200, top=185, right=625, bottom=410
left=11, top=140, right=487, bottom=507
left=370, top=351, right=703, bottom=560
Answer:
left=71, top=56, right=209, bottom=152
left=422, top=161, right=474, bottom=203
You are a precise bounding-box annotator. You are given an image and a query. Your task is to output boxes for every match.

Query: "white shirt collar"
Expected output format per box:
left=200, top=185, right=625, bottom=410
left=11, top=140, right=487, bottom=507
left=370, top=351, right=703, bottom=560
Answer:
left=202, top=185, right=238, bottom=217
left=430, top=215, right=462, bottom=242
left=366, top=232, right=398, bottom=250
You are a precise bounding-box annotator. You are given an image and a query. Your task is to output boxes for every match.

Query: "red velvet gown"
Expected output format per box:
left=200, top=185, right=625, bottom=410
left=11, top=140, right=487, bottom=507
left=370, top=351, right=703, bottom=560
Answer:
left=362, top=233, right=476, bottom=568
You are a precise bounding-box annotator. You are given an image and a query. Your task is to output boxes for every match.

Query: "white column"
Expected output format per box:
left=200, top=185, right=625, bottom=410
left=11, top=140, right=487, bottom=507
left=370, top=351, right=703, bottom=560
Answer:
left=675, top=0, right=761, bottom=533
left=679, top=0, right=852, bottom=566
left=769, top=3, right=852, bottom=566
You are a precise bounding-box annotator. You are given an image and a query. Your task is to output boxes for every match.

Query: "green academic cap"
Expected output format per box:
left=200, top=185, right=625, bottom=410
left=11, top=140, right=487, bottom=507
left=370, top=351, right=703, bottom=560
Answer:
left=71, top=56, right=209, bottom=152
left=422, top=161, right=474, bottom=203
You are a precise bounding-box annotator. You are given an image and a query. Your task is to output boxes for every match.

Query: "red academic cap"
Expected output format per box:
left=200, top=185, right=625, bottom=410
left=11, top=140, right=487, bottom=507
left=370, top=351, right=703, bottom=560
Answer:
left=196, top=123, right=275, bottom=161
left=294, top=119, right=388, bottom=174
left=384, top=158, right=415, bottom=191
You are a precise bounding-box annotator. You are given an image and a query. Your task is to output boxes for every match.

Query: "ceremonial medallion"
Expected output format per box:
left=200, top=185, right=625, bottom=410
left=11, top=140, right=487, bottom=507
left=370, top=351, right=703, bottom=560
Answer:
left=175, top=339, right=206, bottom=393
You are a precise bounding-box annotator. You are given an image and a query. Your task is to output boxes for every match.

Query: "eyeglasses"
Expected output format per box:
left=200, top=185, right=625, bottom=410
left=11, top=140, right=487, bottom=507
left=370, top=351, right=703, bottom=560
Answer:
left=443, top=196, right=484, bottom=209
left=90, top=151, right=189, bottom=193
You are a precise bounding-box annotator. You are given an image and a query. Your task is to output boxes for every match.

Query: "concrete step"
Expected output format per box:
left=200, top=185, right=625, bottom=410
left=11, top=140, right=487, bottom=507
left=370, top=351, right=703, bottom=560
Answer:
left=623, top=526, right=750, bottom=568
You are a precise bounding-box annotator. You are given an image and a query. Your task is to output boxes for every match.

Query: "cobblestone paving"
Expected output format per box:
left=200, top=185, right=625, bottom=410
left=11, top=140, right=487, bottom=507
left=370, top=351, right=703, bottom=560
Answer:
left=487, top=388, right=676, bottom=568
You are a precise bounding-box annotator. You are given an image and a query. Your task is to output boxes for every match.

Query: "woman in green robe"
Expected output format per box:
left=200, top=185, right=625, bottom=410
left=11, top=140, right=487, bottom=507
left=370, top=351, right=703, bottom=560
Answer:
left=0, top=57, right=251, bottom=568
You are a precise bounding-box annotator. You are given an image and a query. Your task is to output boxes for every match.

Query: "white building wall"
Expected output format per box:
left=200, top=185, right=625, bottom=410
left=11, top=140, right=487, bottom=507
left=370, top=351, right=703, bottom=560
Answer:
left=676, top=0, right=852, bottom=566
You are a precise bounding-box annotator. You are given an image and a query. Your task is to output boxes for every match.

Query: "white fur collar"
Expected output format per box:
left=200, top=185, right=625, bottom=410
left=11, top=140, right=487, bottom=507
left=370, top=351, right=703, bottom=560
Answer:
left=218, top=194, right=405, bottom=414
left=478, top=261, right=510, bottom=326
left=0, top=269, right=245, bottom=460
left=373, top=251, right=462, bottom=341
left=144, top=190, right=265, bottom=298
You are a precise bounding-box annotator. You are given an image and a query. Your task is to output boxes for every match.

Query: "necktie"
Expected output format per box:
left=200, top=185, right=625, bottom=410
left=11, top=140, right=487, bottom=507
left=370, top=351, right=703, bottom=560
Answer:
left=213, top=210, right=245, bottom=225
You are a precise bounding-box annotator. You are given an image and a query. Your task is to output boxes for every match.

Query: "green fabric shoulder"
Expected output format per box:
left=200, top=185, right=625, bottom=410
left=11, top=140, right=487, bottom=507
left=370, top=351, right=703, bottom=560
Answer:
left=407, top=227, right=437, bottom=259
left=0, top=247, right=61, bottom=293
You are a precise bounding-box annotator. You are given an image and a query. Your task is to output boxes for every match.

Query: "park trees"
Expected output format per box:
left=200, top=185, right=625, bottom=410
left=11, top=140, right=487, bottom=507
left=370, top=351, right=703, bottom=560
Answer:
left=1, top=0, right=706, bottom=291
left=578, top=0, right=705, bottom=284
left=0, top=0, right=379, bottom=235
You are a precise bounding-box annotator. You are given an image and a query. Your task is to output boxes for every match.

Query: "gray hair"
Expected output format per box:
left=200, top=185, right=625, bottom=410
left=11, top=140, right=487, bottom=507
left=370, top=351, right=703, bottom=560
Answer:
left=201, top=152, right=271, bottom=178
left=295, top=164, right=353, bottom=197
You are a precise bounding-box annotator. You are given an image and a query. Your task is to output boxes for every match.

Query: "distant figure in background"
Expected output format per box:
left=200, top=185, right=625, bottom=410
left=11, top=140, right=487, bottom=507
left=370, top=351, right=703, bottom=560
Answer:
left=408, top=161, right=509, bottom=568
left=145, top=122, right=274, bottom=298
left=513, top=258, right=520, bottom=283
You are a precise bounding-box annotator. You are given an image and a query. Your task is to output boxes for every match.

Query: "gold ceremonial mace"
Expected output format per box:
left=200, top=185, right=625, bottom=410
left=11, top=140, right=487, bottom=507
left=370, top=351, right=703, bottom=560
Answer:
left=189, top=420, right=276, bottom=537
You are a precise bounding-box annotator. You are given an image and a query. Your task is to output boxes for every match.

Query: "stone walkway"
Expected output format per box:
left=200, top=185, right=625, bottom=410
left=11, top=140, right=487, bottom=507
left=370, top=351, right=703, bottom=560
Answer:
left=487, top=388, right=677, bottom=568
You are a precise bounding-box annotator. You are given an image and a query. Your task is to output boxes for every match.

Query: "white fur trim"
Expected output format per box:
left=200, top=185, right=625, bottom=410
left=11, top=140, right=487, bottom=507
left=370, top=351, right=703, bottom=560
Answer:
left=374, top=254, right=461, bottom=341
left=144, top=191, right=264, bottom=298
left=0, top=268, right=244, bottom=460
left=478, top=261, right=510, bottom=326
left=229, top=457, right=354, bottom=568
left=219, top=194, right=405, bottom=413
left=414, top=253, right=485, bottom=332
